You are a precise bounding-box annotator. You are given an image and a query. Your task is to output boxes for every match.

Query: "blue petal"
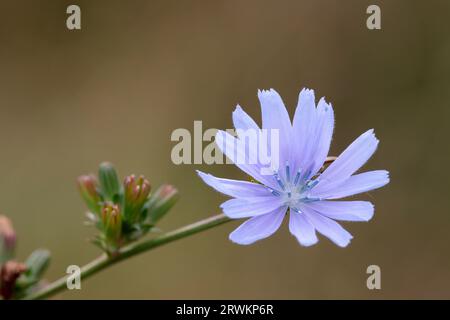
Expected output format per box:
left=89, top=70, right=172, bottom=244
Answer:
left=301, top=201, right=374, bottom=221
left=215, top=130, right=278, bottom=189
left=197, top=170, right=271, bottom=198
left=258, top=89, right=292, bottom=177
left=312, top=170, right=389, bottom=199
left=308, top=98, right=335, bottom=176
left=232, top=105, right=259, bottom=132
left=292, top=90, right=334, bottom=179
left=302, top=206, right=353, bottom=247
left=289, top=211, right=318, bottom=246
left=232, top=106, right=261, bottom=173
left=229, top=206, right=287, bottom=245
left=292, top=88, right=317, bottom=175
left=319, top=129, right=379, bottom=182
left=221, top=196, right=284, bottom=218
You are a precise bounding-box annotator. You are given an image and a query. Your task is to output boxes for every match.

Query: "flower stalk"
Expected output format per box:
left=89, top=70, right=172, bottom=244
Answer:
left=24, top=213, right=230, bottom=300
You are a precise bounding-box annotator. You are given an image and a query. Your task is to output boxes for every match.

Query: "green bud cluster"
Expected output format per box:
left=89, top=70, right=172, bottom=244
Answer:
left=78, top=162, right=178, bottom=255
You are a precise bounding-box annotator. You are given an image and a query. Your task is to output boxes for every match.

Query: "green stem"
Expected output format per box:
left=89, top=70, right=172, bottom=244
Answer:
left=24, top=214, right=230, bottom=300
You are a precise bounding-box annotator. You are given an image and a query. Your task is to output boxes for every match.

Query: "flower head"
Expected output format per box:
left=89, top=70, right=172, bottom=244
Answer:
left=198, top=88, right=389, bottom=247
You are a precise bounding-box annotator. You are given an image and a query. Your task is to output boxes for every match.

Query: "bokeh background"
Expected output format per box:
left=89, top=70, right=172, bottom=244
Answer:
left=1, top=0, right=449, bottom=299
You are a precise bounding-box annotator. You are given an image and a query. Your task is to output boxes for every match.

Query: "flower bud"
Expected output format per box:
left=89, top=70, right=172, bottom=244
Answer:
left=145, top=184, right=179, bottom=225
left=101, top=203, right=122, bottom=244
left=98, top=162, right=120, bottom=202
left=24, top=249, right=51, bottom=282
left=0, top=215, right=16, bottom=263
left=124, top=175, right=151, bottom=222
left=77, top=175, right=101, bottom=214
left=0, top=261, right=27, bottom=300
left=14, top=249, right=51, bottom=293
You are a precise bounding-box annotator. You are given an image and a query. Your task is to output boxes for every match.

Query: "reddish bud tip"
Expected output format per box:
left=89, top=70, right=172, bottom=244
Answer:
left=0, top=261, right=27, bottom=300
left=0, top=215, right=16, bottom=254
left=77, top=175, right=101, bottom=214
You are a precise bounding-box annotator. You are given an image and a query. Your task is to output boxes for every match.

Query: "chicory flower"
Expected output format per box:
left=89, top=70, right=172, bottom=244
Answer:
left=198, top=88, right=389, bottom=247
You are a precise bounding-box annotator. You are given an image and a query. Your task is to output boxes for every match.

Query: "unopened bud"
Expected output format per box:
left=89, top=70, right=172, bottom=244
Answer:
left=77, top=175, right=101, bottom=214
left=98, top=162, right=120, bottom=202
left=145, top=184, right=179, bottom=225
left=24, top=249, right=51, bottom=282
left=0, top=261, right=27, bottom=300
left=14, top=249, right=51, bottom=291
left=0, top=215, right=16, bottom=262
left=124, top=175, right=151, bottom=222
left=101, top=203, right=122, bottom=243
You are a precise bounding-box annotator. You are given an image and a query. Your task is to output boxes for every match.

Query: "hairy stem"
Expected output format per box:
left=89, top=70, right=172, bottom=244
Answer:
left=24, top=214, right=230, bottom=300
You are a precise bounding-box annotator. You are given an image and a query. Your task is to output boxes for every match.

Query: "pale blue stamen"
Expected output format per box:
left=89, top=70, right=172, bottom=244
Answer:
left=303, top=197, right=321, bottom=202
left=302, top=169, right=312, bottom=182
left=306, top=179, right=319, bottom=190
left=285, top=161, right=291, bottom=182
left=299, top=178, right=318, bottom=193
left=293, top=170, right=302, bottom=186
left=267, top=187, right=281, bottom=196
left=274, top=173, right=285, bottom=191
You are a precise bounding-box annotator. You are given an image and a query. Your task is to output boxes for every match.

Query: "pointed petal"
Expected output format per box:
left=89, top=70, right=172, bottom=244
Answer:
left=301, top=201, right=374, bottom=222
left=258, top=89, right=292, bottom=134
left=292, top=88, right=317, bottom=175
left=232, top=105, right=259, bottom=132
left=319, top=129, right=379, bottom=182
left=312, top=170, right=389, bottom=199
left=289, top=211, right=318, bottom=246
left=309, top=98, right=335, bottom=176
left=258, top=89, right=292, bottom=176
left=197, top=171, right=271, bottom=198
left=232, top=106, right=262, bottom=173
left=302, top=206, right=353, bottom=247
left=229, top=206, right=287, bottom=245
left=220, top=196, right=284, bottom=218
left=215, top=130, right=277, bottom=189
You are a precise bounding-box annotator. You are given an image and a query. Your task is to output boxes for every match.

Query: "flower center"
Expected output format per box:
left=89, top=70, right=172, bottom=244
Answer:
left=270, top=162, right=320, bottom=210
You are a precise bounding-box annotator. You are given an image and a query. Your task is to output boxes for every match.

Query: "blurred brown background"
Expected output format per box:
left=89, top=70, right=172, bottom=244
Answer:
left=0, top=0, right=449, bottom=299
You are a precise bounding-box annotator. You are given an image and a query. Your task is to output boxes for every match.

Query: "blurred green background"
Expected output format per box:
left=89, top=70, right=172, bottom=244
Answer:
left=0, top=0, right=449, bottom=299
